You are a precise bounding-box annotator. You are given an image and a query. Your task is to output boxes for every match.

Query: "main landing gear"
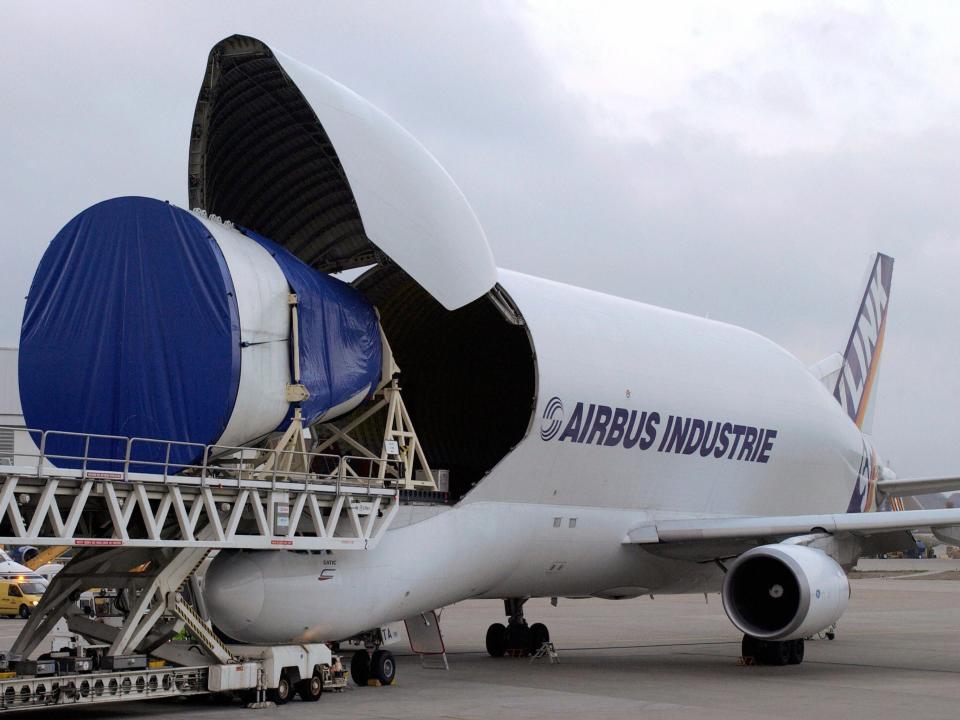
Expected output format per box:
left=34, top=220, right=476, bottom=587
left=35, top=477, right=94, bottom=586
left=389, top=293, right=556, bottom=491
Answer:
left=350, top=648, right=397, bottom=687
left=485, top=598, right=550, bottom=657
left=741, top=635, right=804, bottom=666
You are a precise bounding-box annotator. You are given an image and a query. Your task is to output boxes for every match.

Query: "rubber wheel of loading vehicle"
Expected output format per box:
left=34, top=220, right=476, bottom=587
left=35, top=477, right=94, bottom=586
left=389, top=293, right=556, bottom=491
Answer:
left=370, top=650, right=396, bottom=685
left=296, top=671, right=322, bottom=701
left=267, top=670, right=292, bottom=705
left=486, top=623, right=507, bottom=657
left=527, top=623, right=550, bottom=654
left=351, top=651, right=370, bottom=686
left=787, top=639, right=804, bottom=665
left=18, top=605, right=29, bottom=619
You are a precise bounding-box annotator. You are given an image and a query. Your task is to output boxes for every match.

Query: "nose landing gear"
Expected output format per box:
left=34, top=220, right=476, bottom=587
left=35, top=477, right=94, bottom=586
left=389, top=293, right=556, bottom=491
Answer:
left=486, top=598, right=551, bottom=657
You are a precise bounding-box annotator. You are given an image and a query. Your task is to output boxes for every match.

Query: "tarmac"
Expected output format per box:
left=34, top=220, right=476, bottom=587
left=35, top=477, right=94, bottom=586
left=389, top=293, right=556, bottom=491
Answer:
left=3, top=571, right=960, bottom=719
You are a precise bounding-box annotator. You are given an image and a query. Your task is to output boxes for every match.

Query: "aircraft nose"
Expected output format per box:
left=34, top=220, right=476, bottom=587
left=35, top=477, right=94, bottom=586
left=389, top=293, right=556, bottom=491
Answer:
left=204, top=552, right=265, bottom=639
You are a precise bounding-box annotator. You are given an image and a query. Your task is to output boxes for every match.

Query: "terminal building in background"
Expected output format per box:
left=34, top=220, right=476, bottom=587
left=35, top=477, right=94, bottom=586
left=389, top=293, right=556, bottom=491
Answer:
left=0, top=348, right=25, bottom=464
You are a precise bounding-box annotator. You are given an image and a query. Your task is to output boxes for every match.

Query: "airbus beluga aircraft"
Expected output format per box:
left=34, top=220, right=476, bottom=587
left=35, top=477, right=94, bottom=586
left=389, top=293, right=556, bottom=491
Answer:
left=21, top=34, right=960, bottom=683
left=180, top=35, right=960, bottom=674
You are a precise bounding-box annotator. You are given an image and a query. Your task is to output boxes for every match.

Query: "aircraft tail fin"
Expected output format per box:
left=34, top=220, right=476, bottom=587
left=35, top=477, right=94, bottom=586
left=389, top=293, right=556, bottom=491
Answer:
left=832, top=253, right=894, bottom=433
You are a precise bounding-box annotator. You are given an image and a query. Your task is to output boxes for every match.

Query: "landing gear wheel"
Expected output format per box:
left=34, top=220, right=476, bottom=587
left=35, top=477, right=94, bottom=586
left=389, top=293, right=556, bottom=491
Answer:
left=296, top=672, right=322, bottom=701
left=787, top=639, right=804, bottom=665
left=370, top=650, right=396, bottom=685
left=752, top=639, right=791, bottom=666
left=505, top=623, right=530, bottom=654
left=486, top=623, right=507, bottom=657
left=742, top=635, right=797, bottom=666
left=527, top=622, right=550, bottom=654
left=267, top=670, right=292, bottom=705
left=350, top=651, right=370, bottom=687
left=18, top=605, right=29, bottom=619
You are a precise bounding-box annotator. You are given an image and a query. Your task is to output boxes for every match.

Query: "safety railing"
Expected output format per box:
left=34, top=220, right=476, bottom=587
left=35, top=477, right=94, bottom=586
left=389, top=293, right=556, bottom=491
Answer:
left=0, top=426, right=402, bottom=493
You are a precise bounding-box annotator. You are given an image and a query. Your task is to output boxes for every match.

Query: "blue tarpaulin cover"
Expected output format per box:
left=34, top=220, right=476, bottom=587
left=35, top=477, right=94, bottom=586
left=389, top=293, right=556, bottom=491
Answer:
left=241, top=227, right=382, bottom=428
left=19, top=196, right=381, bottom=470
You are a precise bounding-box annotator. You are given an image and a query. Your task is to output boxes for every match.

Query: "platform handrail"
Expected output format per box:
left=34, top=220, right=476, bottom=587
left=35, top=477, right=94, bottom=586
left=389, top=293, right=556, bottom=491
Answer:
left=1, top=426, right=401, bottom=491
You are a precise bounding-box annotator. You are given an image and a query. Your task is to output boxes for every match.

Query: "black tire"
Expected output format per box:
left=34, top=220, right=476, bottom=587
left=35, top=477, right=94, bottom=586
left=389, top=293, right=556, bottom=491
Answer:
left=370, top=650, right=396, bottom=685
left=296, top=671, right=322, bottom=702
left=18, top=605, right=29, bottom=619
left=351, top=651, right=370, bottom=687
left=485, top=623, right=507, bottom=657
left=761, top=640, right=791, bottom=666
left=741, top=635, right=759, bottom=661
left=787, top=639, right=804, bottom=665
left=527, top=623, right=550, bottom=654
left=266, top=670, right=292, bottom=705
left=505, top=623, right=530, bottom=653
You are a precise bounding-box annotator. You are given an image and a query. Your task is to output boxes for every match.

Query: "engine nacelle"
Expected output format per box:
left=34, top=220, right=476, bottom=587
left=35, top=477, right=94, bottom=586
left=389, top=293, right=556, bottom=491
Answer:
left=721, top=544, right=849, bottom=641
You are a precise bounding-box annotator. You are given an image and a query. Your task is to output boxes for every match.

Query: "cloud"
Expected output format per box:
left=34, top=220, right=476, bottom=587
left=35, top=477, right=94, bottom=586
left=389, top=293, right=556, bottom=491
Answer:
left=1, top=0, right=957, bottom=477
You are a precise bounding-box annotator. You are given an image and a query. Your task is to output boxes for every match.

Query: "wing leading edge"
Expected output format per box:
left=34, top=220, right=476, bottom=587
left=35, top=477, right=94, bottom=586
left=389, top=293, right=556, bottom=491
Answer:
left=627, top=507, right=960, bottom=545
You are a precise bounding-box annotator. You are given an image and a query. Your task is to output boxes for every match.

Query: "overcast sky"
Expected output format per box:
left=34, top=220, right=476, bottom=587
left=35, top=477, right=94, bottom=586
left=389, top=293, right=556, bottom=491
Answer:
left=2, top=1, right=958, bottom=478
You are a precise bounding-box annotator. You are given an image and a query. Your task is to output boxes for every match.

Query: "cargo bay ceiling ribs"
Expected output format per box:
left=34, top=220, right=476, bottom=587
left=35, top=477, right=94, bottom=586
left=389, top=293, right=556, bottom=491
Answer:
left=189, top=37, right=372, bottom=272
left=189, top=35, right=498, bottom=311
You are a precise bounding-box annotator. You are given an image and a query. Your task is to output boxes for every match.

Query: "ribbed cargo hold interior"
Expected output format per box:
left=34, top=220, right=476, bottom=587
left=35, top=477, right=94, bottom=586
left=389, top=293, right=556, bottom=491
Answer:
left=356, top=267, right=537, bottom=502
left=190, top=37, right=375, bottom=273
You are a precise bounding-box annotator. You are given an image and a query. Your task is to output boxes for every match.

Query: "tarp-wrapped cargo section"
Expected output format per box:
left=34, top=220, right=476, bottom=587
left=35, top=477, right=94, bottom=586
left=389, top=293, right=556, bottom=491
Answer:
left=241, top=228, right=383, bottom=427
left=19, top=196, right=382, bottom=469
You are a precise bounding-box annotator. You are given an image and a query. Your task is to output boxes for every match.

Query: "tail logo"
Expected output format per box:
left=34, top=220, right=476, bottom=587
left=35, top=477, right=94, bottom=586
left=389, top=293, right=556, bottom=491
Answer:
left=834, top=254, right=894, bottom=427
left=540, top=396, right=564, bottom=441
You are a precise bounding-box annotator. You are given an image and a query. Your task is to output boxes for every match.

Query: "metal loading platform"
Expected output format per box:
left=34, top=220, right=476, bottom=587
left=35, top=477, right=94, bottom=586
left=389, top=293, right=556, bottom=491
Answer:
left=0, top=394, right=436, bottom=711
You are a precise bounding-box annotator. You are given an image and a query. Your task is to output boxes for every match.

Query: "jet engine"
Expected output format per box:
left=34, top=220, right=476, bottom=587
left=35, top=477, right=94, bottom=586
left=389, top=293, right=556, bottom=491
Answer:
left=721, top=544, right=849, bottom=641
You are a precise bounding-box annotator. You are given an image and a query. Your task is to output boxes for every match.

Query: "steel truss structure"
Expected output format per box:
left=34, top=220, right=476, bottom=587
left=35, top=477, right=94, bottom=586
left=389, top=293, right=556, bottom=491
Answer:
left=0, top=427, right=400, bottom=552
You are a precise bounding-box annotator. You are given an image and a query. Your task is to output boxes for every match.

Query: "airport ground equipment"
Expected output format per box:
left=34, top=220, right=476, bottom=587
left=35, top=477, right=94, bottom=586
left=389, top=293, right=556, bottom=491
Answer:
left=0, top=424, right=409, bottom=711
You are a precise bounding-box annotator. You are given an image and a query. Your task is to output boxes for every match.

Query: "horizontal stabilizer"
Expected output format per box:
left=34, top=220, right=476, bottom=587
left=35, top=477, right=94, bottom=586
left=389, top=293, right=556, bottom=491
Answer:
left=876, top=475, right=960, bottom=497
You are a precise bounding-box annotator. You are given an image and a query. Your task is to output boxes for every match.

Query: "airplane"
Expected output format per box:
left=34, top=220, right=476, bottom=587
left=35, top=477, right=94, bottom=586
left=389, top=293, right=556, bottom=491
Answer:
left=181, top=35, right=960, bottom=679
left=18, top=34, right=960, bottom=686
left=0, top=549, right=47, bottom=585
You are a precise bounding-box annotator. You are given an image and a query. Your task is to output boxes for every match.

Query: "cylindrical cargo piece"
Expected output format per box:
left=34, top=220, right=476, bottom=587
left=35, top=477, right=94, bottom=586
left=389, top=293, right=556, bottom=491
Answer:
left=19, top=196, right=382, bottom=469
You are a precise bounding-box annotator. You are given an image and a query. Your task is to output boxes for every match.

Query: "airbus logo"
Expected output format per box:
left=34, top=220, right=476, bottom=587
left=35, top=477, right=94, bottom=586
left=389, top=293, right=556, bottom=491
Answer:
left=539, top=397, right=779, bottom=464
left=540, top=396, right=564, bottom=441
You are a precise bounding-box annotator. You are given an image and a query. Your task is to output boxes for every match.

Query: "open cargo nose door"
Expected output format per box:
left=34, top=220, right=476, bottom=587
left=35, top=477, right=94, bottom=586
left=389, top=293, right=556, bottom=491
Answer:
left=189, top=36, right=537, bottom=503
left=188, top=34, right=497, bottom=310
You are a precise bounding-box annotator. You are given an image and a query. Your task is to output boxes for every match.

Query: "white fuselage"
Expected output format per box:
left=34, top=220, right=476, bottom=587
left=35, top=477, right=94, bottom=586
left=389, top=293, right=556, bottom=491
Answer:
left=204, top=269, right=868, bottom=644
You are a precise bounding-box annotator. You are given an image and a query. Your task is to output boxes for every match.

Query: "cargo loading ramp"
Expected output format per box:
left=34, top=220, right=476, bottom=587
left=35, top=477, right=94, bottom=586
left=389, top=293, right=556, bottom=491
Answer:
left=0, top=427, right=400, bottom=552
left=0, top=426, right=405, bottom=694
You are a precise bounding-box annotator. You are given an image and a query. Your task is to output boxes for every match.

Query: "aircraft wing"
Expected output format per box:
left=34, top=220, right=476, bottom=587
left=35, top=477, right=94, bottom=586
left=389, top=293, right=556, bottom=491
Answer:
left=626, top=507, right=960, bottom=562
left=876, top=475, right=960, bottom=497
left=629, top=507, right=960, bottom=543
